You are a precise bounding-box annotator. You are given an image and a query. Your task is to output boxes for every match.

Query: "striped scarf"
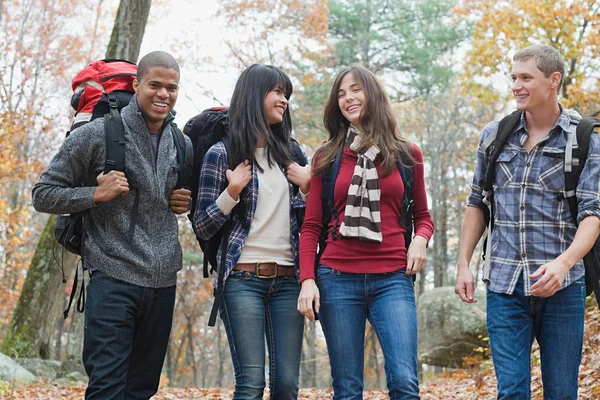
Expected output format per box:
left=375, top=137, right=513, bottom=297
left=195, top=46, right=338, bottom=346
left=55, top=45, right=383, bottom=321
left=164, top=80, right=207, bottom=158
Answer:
left=339, top=125, right=382, bottom=242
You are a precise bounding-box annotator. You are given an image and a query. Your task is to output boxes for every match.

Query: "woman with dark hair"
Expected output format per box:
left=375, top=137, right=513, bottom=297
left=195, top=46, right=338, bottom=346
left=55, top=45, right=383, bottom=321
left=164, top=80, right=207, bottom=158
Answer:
left=297, top=65, right=434, bottom=399
left=193, top=64, right=310, bottom=400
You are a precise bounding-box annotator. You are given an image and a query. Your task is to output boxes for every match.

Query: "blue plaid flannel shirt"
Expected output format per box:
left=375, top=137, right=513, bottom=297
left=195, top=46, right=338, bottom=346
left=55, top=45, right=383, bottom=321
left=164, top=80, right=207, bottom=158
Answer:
left=193, top=141, right=307, bottom=289
left=468, top=106, right=600, bottom=296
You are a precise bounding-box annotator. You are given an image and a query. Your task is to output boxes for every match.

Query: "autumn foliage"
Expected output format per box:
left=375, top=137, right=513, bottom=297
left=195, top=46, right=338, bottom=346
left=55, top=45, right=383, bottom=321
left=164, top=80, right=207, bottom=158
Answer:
left=0, top=0, right=110, bottom=345
left=458, top=0, right=600, bottom=115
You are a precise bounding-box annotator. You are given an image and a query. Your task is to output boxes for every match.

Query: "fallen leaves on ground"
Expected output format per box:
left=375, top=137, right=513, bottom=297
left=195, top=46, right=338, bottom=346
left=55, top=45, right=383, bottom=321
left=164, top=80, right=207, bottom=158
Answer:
left=2, top=307, right=599, bottom=399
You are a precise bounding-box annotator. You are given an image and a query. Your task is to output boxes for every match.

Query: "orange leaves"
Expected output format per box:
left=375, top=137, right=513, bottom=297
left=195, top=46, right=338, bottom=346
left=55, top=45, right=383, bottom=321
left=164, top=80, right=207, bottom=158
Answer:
left=459, top=0, right=600, bottom=114
left=0, top=0, right=116, bottom=347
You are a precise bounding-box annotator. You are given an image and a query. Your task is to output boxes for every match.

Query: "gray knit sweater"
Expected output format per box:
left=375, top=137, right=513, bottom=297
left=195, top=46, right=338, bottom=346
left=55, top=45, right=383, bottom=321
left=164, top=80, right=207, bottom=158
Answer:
left=32, top=96, right=193, bottom=288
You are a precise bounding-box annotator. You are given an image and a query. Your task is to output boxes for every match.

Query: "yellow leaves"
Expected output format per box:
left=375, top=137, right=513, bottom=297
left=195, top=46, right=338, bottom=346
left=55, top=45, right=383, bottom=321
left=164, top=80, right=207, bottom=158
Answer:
left=459, top=0, right=600, bottom=111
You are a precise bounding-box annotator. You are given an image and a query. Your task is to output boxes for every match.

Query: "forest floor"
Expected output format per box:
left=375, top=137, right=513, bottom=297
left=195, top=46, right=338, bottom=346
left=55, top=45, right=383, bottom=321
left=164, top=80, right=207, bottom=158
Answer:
left=1, top=306, right=599, bottom=400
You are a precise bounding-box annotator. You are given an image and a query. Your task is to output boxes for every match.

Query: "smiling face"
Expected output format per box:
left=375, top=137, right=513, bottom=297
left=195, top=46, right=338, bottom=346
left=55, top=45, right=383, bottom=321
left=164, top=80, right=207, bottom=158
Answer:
left=511, top=58, right=560, bottom=113
left=133, top=66, right=180, bottom=132
left=337, top=72, right=365, bottom=128
left=264, top=85, right=288, bottom=125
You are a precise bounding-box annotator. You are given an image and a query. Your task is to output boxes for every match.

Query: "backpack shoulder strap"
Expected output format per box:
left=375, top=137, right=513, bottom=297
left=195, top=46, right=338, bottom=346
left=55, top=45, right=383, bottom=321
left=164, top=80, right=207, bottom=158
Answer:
left=103, top=95, right=139, bottom=236
left=319, top=150, right=342, bottom=241
left=103, top=93, right=126, bottom=173
left=565, top=116, right=600, bottom=304
left=398, top=151, right=415, bottom=276
left=398, top=151, right=414, bottom=203
left=321, top=151, right=342, bottom=219
left=170, top=122, right=186, bottom=189
left=290, top=138, right=307, bottom=166
left=565, top=116, right=600, bottom=220
left=482, top=110, right=522, bottom=193
left=480, top=111, right=522, bottom=271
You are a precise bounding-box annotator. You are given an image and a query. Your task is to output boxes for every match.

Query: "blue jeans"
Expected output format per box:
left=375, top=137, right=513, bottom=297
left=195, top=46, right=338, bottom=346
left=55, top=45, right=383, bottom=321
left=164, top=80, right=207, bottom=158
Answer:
left=82, top=271, right=176, bottom=400
left=486, top=276, right=585, bottom=400
left=220, top=271, right=304, bottom=400
left=317, top=265, right=420, bottom=400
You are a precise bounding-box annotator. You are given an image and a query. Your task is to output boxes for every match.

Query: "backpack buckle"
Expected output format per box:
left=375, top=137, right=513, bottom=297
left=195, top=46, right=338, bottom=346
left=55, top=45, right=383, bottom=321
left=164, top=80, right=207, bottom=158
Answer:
left=107, top=93, right=119, bottom=109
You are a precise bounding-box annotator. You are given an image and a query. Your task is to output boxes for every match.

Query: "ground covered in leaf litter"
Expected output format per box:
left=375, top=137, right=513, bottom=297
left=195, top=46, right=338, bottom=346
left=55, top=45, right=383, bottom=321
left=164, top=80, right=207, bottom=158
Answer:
left=2, top=306, right=599, bottom=400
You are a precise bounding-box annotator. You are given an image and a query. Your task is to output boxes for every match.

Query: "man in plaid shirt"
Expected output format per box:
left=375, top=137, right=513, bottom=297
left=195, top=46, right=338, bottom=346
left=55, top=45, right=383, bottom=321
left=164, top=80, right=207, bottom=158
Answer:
left=455, top=44, right=600, bottom=399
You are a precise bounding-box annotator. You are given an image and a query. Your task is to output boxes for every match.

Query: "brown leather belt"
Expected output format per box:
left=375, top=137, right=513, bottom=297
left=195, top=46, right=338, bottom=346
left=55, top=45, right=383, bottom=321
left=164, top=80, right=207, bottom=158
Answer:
left=234, top=262, right=295, bottom=279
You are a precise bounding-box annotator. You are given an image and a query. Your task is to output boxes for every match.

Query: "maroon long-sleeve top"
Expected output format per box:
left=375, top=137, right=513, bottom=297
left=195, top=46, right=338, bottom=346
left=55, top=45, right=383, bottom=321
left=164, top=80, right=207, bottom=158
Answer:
left=299, top=144, right=434, bottom=282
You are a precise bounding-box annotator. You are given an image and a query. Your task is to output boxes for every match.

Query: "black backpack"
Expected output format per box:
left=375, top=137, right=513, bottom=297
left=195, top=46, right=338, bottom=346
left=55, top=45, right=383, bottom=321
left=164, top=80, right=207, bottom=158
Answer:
left=184, top=107, right=307, bottom=326
left=481, top=111, right=600, bottom=304
left=316, top=149, right=416, bottom=277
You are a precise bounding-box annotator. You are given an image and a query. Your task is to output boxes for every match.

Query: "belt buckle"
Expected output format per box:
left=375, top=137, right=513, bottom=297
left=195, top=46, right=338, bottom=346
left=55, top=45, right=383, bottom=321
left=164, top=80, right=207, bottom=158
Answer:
left=255, top=262, right=277, bottom=279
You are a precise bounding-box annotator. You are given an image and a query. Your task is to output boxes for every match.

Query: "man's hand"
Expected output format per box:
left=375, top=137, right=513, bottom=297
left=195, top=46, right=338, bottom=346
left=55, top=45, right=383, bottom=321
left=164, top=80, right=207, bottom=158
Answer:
left=170, top=188, right=192, bottom=214
left=297, top=279, right=320, bottom=321
left=455, top=263, right=477, bottom=303
left=530, top=258, right=570, bottom=297
left=286, top=162, right=311, bottom=194
left=406, top=235, right=427, bottom=275
left=225, top=160, right=252, bottom=200
left=94, top=171, right=129, bottom=203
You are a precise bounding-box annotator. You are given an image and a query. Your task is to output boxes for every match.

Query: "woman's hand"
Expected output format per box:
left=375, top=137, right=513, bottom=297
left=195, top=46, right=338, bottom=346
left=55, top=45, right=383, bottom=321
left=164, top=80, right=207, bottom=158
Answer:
left=297, top=278, right=320, bottom=321
left=406, top=235, right=428, bottom=275
left=286, top=162, right=311, bottom=195
left=225, top=160, right=252, bottom=200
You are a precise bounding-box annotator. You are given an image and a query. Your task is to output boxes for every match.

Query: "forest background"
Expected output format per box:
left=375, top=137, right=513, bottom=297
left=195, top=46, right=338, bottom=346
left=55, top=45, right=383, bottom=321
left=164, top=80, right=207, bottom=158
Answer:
left=1, top=0, right=600, bottom=398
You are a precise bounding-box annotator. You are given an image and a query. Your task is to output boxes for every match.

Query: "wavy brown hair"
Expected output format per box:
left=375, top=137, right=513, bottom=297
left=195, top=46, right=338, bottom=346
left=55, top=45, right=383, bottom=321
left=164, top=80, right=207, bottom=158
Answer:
left=313, top=65, right=413, bottom=176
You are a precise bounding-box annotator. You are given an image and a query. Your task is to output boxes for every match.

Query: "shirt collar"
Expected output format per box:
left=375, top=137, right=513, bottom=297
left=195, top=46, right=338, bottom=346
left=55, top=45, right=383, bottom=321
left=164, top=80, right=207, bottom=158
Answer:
left=516, top=103, right=575, bottom=135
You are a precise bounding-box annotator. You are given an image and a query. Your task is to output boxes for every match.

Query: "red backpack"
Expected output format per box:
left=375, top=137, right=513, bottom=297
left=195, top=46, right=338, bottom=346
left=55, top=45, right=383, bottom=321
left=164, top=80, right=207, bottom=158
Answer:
left=69, top=59, right=137, bottom=131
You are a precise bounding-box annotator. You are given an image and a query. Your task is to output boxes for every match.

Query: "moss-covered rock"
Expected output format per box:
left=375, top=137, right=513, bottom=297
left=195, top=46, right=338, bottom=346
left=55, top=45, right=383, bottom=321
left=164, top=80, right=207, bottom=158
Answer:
left=417, top=286, right=488, bottom=368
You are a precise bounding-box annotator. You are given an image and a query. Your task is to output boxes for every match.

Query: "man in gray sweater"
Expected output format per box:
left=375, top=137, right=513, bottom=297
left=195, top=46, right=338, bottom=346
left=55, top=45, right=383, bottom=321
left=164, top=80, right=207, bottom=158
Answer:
left=32, top=51, right=193, bottom=399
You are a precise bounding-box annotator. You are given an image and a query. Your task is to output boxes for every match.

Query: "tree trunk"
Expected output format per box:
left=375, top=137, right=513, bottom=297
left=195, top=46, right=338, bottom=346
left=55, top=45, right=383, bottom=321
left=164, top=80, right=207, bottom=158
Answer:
left=185, top=315, right=198, bottom=386
left=6, top=0, right=152, bottom=362
left=165, top=336, right=173, bottom=384
left=2, top=215, right=76, bottom=359
left=105, top=0, right=152, bottom=62
left=301, top=321, right=317, bottom=388
left=307, top=321, right=317, bottom=387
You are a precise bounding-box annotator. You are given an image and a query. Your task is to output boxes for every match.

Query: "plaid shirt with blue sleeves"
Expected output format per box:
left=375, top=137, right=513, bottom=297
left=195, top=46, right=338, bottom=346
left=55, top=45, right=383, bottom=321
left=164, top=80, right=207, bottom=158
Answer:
left=193, top=141, right=307, bottom=289
left=468, top=106, right=600, bottom=296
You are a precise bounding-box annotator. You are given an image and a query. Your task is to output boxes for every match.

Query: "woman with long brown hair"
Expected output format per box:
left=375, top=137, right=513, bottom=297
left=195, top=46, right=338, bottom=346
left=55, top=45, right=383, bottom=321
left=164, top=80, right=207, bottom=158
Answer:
left=298, top=65, right=434, bottom=399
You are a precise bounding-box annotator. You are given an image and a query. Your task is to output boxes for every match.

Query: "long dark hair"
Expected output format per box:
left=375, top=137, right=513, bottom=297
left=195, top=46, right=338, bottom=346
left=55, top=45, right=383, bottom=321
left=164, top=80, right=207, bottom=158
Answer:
left=228, top=64, right=294, bottom=171
left=314, top=64, right=413, bottom=176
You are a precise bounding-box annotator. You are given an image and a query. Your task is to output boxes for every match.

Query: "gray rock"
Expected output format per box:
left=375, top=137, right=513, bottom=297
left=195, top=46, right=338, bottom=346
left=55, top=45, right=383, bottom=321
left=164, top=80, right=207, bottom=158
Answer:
left=16, top=358, right=61, bottom=379
left=55, top=371, right=88, bottom=385
left=58, top=355, right=86, bottom=378
left=418, top=286, right=488, bottom=368
left=0, top=352, right=36, bottom=383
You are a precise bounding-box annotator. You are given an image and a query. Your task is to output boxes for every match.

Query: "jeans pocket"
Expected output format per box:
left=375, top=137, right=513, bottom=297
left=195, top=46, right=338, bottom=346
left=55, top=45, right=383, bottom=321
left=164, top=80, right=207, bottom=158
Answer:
left=316, top=265, right=336, bottom=282
left=226, top=270, right=252, bottom=281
